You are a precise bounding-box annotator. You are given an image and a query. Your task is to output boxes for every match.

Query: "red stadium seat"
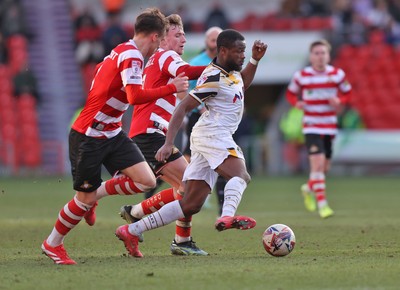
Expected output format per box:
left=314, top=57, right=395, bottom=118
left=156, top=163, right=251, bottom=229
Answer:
left=6, top=34, right=28, bottom=51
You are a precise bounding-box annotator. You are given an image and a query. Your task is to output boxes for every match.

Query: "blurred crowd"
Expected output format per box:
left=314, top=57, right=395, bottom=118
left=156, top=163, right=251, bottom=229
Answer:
left=0, top=0, right=39, bottom=103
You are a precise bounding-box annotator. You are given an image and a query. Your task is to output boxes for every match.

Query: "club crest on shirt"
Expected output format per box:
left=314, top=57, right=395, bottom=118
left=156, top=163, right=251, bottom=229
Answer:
left=80, top=181, right=93, bottom=190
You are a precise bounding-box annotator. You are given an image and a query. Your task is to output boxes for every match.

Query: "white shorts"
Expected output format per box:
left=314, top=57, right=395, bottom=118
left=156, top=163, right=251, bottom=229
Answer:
left=182, top=133, right=244, bottom=189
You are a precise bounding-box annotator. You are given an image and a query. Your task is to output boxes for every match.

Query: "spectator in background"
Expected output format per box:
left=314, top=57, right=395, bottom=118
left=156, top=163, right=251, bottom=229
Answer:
left=0, top=32, right=8, bottom=64
left=301, top=0, right=331, bottom=16
left=387, top=0, right=400, bottom=22
left=13, top=63, right=40, bottom=103
left=332, top=0, right=368, bottom=45
left=74, top=10, right=104, bottom=65
left=102, top=0, right=125, bottom=15
left=177, top=4, right=192, bottom=32
left=205, top=2, right=230, bottom=29
left=279, top=107, right=306, bottom=174
left=365, top=0, right=392, bottom=29
left=0, top=0, right=28, bottom=37
left=278, top=0, right=303, bottom=18
left=102, top=11, right=129, bottom=56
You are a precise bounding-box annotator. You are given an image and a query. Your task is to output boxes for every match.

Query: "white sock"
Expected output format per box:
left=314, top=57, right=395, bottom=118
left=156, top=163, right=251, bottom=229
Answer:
left=221, top=176, right=247, bottom=217
left=130, top=204, right=145, bottom=219
left=47, top=228, right=64, bottom=246
left=46, top=195, right=90, bottom=247
left=128, top=200, right=184, bottom=236
left=95, top=182, right=108, bottom=199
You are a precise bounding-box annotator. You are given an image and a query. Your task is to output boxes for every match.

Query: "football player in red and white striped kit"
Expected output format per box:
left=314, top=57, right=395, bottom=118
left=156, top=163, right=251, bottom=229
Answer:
left=41, top=8, right=189, bottom=265
left=100, top=14, right=208, bottom=256
left=286, top=39, right=352, bottom=218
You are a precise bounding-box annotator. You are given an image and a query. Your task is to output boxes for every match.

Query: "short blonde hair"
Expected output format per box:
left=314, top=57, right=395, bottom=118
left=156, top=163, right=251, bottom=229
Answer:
left=166, top=14, right=183, bottom=32
left=309, top=39, right=331, bottom=52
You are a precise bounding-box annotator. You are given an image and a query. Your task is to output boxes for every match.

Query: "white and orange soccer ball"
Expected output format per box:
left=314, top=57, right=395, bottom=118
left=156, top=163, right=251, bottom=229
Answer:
left=262, top=224, right=296, bottom=257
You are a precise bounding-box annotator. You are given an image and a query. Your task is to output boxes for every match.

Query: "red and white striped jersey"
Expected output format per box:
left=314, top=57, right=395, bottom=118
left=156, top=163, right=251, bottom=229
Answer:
left=72, top=39, right=144, bottom=139
left=129, top=48, right=204, bottom=137
left=287, top=65, right=351, bottom=135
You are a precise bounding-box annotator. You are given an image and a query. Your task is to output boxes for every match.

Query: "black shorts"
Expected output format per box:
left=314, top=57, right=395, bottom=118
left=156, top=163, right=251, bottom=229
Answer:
left=183, top=111, right=202, bottom=156
left=305, top=134, right=334, bottom=159
left=69, top=129, right=145, bottom=192
left=132, top=133, right=182, bottom=176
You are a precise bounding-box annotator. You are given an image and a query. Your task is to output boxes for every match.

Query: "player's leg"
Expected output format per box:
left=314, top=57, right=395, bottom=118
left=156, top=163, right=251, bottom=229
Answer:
left=144, top=178, right=164, bottom=199
left=119, top=134, right=184, bottom=221
left=301, top=134, right=319, bottom=212
left=116, top=179, right=211, bottom=257
left=123, top=157, right=185, bottom=220
left=214, top=155, right=256, bottom=231
left=159, top=159, right=208, bottom=255
left=83, top=135, right=156, bottom=226
left=42, top=129, right=103, bottom=264
left=116, top=151, right=214, bottom=257
left=319, top=135, right=334, bottom=218
left=120, top=155, right=207, bottom=255
left=306, top=134, right=334, bottom=218
left=215, top=175, right=226, bottom=216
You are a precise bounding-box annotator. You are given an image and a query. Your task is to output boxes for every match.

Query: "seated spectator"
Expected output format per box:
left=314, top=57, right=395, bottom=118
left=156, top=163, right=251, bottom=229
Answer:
left=101, top=11, right=128, bottom=56
left=205, top=2, right=230, bottom=29
left=0, top=0, right=28, bottom=37
left=13, top=63, right=40, bottom=103
left=74, top=10, right=104, bottom=65
left=102, top=0, right=125, bottom=15
left=0, top=32, right=8, bottom=64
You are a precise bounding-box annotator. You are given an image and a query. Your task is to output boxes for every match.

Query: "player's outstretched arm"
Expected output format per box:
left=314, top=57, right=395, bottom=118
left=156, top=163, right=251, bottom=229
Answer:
left=241, top=40, right=267, bottom=90
left=155, top=95, right=200, bottom=162
left=126, top=73, right=188, bottom=105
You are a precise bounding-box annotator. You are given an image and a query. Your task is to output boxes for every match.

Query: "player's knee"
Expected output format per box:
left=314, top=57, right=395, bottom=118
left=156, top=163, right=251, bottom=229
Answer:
left=239, top=172, right=251, bottom=184
left=140, top=177, right=157, bottom=192
left=181, top=200, right=202, bottom=216
left=183, top=205, right=201, bottom=216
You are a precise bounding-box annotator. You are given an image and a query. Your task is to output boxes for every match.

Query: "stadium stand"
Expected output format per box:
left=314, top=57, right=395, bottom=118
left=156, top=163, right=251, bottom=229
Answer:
left=1, top=0, right=399, bottom=176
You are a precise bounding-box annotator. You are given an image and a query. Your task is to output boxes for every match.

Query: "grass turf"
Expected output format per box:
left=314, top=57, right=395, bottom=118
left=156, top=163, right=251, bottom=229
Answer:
left=0, top=176, right=399, bottom=290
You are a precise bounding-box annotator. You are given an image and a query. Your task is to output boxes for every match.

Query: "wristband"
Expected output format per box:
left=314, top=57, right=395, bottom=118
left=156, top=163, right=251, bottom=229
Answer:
left=250, top=57, right=259, bottom=65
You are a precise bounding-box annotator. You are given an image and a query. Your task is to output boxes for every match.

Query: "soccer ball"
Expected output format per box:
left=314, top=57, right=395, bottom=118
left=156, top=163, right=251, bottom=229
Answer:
left=262, top=224, right=296, bottom=257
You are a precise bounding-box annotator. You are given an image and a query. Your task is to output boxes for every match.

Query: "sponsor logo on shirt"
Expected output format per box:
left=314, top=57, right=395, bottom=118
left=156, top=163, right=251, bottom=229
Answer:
left=131, top=60, right=141, bottom=76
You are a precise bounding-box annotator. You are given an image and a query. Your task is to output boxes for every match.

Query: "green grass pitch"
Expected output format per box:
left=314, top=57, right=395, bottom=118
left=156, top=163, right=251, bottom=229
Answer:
left=0, top=175, right=399, bottom=290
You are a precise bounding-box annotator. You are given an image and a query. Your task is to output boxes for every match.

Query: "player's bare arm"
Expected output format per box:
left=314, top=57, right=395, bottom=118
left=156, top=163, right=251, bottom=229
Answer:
left=241, top=40, right=267, bottom=89
left=155, top=95, right=200, bottom=162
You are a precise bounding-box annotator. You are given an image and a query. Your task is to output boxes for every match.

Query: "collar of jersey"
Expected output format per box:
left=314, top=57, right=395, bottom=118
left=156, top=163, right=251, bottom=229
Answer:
left=211, top=58, right=230, bottom=76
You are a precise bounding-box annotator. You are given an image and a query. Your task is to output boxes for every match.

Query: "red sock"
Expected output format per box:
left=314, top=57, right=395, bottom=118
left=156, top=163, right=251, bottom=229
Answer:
left=308, top=173, right=326, bottom=203
left=105, top=175, right=142, bottom=195
left=54, top=197, right=87, bottom=236
left=176, top=216, right=192, bottom=241
left=141, top=188, right=181, bottom=215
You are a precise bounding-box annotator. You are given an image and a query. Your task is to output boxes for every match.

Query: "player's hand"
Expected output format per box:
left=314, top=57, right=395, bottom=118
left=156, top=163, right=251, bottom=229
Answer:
left=155, top=143, right=174, bottom=163
left=251, top=40, right=268, bottom=61
left=329, top=97, right=341, bottom=111
left=172, top=73, right=189, bottom=93
left=295, top=101, right=305, bottom=110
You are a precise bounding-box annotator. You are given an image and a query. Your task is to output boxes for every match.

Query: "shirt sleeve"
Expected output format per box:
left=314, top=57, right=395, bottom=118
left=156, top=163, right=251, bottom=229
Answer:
left=189, top=71, right=220, bottom=103
left=118, top=49, right=144, bottom=87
